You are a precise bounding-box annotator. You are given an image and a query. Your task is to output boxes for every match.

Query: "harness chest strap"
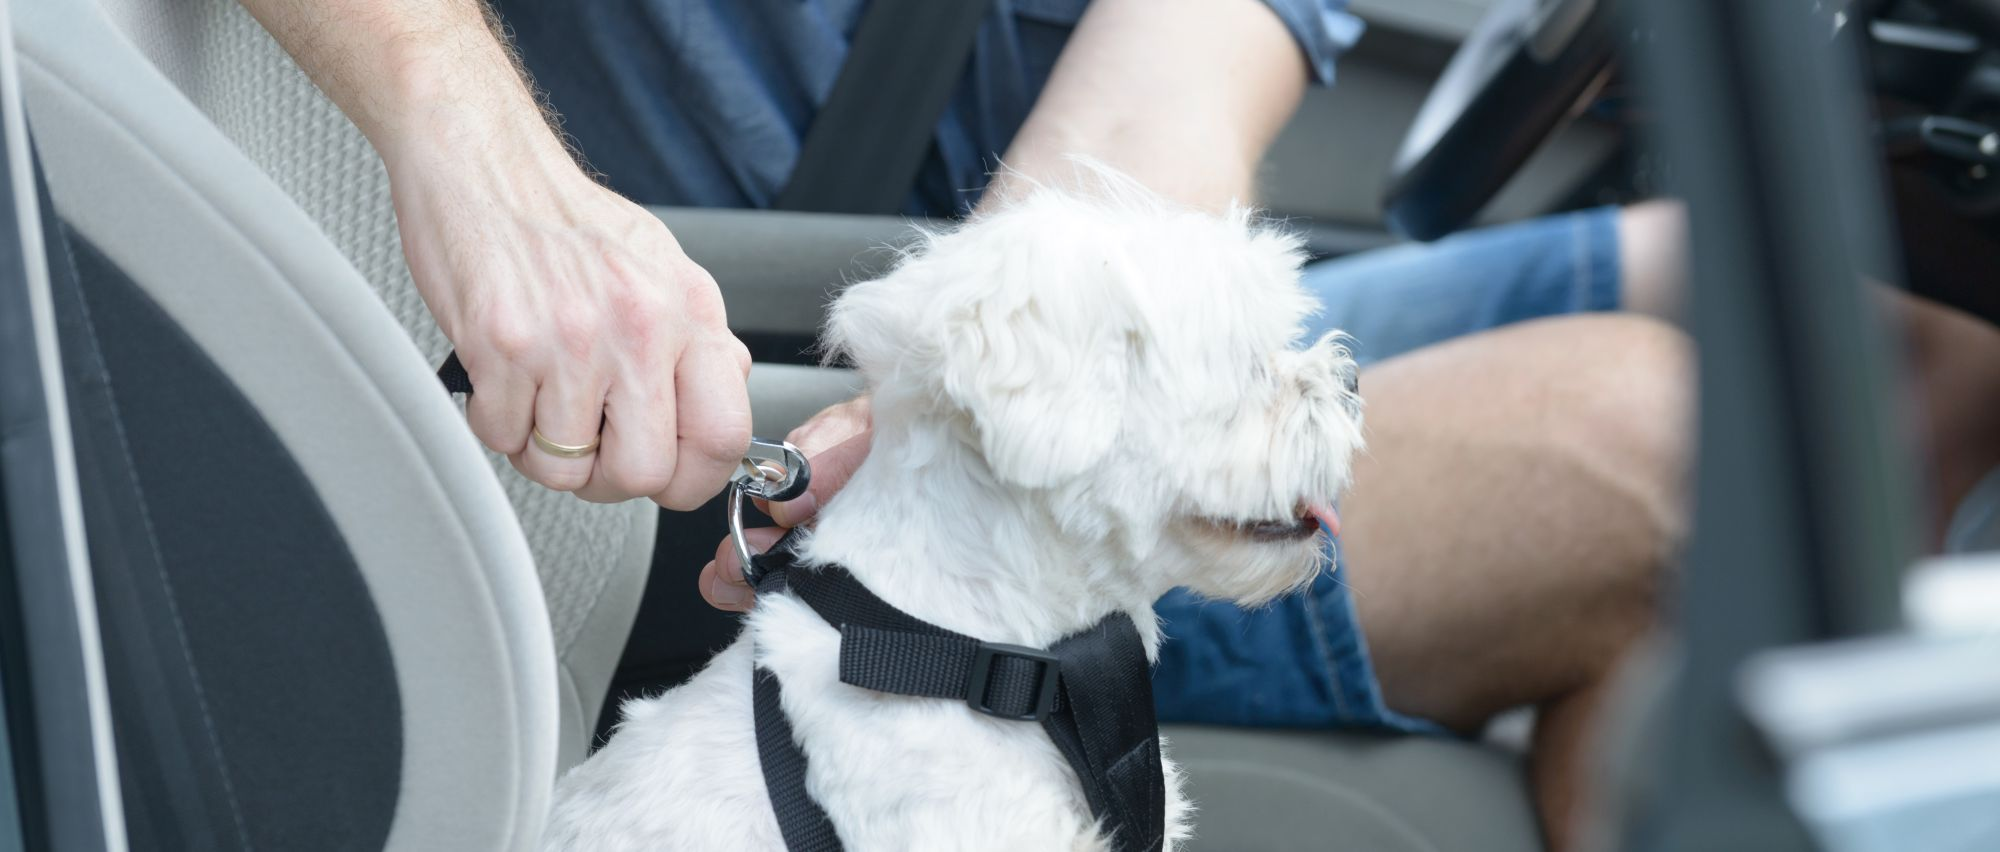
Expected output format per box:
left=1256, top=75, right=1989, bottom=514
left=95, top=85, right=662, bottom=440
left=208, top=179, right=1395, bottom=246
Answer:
left=748, top=540, right=1166, bottom=852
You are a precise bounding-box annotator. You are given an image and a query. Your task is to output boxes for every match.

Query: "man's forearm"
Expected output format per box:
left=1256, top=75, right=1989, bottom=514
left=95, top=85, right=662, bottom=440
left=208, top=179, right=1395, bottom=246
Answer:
left=993, top=0, right=1310, bottom=211
left=236, top=0, right=561, bottom=168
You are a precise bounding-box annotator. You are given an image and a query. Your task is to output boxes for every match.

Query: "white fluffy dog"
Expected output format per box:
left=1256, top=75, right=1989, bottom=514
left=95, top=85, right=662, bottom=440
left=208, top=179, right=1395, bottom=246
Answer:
left=544, top=172, right=1365, bottom=851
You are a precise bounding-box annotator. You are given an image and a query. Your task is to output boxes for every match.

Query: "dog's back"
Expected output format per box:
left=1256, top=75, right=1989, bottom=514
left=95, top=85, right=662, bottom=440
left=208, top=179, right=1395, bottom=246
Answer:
left=545, top=595, right=1126, bottom=851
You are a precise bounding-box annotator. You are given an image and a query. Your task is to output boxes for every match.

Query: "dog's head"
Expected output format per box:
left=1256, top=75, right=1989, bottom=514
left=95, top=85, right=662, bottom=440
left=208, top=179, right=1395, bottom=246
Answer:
left=829, top=170, right=1362, bottom=605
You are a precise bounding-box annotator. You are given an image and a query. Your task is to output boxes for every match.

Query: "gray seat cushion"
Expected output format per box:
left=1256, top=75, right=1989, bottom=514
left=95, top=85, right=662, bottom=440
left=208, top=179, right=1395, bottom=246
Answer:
left=1168, top=726, right=1545, bottom=852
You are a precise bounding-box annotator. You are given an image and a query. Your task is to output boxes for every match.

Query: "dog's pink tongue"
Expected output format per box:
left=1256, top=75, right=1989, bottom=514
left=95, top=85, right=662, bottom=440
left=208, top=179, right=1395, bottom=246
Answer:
left=1308, top=504, right=1341, bottom=538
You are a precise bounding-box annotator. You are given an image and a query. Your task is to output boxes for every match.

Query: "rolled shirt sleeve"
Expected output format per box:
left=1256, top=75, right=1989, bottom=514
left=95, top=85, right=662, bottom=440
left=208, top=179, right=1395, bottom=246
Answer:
left=1260, top=0, right=1366, bottom=86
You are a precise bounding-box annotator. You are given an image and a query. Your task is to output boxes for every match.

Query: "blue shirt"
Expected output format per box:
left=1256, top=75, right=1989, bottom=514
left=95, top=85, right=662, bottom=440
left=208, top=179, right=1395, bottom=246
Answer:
left=495, top=0, right=1363, bottom=216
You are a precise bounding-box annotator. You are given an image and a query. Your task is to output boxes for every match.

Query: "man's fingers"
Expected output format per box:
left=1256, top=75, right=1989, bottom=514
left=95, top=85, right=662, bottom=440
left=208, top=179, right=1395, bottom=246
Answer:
left=763, top=396, right=873, bottom=528
left=699, top=562, right=752, bottom=611
left=702, top=525, right=785, bottom=612
left=711, top=524, right=783, bottom=583
left=788, top=395, right=872, bottom=456
left=513, top=373, right=605, bottom=492
left=767, top=429, right=872, bottom=527
left=578, top=376, right=676, bottom=503
left=655, top=341, right=753, bottom=511
left=462, top=356, right=536, bottom=456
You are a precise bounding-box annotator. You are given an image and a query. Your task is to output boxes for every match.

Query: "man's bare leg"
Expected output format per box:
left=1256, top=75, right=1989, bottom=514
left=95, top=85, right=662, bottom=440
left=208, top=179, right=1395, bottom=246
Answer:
left=1614, top=199, right=2000, bottom=547
left=1895, top=295, right=2000, bottom=545
left=1338, top=314, right=1694, bottom=850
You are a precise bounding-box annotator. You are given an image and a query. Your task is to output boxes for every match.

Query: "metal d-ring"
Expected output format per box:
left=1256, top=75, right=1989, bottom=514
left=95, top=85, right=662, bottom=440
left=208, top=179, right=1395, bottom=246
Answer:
left=728, top=479, right=760, bottom=586
left=741, top=438, right=812, bottom=502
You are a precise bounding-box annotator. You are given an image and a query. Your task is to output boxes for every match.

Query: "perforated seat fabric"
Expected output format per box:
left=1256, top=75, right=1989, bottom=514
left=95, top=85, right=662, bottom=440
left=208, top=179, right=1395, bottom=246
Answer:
left=85, top=0, right=657, bottom=770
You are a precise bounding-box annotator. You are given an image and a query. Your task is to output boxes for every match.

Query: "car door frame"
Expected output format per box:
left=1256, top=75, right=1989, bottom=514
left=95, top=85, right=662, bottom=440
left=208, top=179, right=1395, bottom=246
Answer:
left=0, top=0, right=128, bottom=846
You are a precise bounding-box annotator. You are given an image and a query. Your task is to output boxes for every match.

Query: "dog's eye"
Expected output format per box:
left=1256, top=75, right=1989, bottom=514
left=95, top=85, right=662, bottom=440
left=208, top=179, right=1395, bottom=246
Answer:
left=1344, top=370, right=1359, bottom=396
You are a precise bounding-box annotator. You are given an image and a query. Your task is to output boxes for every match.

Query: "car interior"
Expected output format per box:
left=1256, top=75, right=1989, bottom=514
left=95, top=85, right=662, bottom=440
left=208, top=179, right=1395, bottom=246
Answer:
left=2, top=0, right=1998, bottom=850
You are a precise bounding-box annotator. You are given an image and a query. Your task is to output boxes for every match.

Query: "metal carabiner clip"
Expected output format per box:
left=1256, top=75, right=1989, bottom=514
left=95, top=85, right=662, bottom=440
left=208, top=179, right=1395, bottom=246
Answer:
left=727, top=437, right=811, bottom=587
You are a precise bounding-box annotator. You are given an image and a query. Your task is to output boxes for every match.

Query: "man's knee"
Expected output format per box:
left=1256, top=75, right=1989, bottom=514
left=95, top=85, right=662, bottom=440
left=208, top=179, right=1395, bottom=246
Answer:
left=1537, top=314, right=1692, bottom=618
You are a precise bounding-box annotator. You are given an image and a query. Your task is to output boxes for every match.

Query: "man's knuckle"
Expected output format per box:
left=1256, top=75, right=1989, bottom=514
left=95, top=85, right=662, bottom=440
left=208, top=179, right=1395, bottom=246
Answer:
left=722, top=336, right=753, bottom=372
left=482, top=311, right=538, bottom=361
left=678, top=276, right=730, bottom=329
left=612, top=293, right=673, bottom=344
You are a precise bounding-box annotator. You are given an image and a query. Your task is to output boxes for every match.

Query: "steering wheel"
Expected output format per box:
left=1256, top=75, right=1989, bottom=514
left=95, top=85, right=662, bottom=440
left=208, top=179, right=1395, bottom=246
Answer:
left=1382, top=0, right=1621, bottom=241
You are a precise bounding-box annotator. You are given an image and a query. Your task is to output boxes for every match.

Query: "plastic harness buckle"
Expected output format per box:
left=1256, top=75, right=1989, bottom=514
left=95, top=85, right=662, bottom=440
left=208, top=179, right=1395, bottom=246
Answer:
left=965, top=643, right=1061, bottom=721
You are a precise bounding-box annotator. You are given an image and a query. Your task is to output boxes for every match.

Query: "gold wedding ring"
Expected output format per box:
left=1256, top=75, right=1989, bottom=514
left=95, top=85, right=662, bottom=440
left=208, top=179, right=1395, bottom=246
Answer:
left=532, top=427, right=600, bottom=459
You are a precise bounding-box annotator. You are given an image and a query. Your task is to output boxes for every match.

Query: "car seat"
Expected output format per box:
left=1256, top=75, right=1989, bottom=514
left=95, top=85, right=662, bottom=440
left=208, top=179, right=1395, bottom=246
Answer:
left=18, top=0, right=558, bottom=847
left=47, top=0, right=666, bottom=775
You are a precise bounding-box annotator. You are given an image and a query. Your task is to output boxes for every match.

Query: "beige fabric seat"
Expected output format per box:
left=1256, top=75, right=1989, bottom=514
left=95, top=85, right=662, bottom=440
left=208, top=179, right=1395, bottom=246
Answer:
left=19, top=0, right=561, bottom=846
left=79, top=0, right=656, bottom=773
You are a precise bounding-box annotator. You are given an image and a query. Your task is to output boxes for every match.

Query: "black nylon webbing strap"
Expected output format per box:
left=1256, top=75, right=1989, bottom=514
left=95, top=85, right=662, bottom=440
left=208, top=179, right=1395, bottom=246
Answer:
left=838, top=625, right=1059, bottom=719
left=746, top=535, right=1165, bottom=852
left=1044, top=617, right=1165, bottom=850
left=754, top=668, right=844, bottom=852
left=750, top=546, right=847, bottom=850
left=436, top=350, right=472, bottom=395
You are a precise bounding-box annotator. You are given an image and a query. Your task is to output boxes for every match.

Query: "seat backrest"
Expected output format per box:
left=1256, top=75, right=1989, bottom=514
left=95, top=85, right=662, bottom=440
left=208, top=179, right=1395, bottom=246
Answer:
left=17, top=0, right=564, bottom=847
left=69, top=0, right=660, bottom=771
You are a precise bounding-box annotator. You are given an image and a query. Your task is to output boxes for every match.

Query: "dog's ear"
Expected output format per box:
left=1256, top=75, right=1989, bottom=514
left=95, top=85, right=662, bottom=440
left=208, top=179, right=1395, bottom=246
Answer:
left=936, top=263, right=1140, bottom=488
left=828, top=223, right=1143, bottom=488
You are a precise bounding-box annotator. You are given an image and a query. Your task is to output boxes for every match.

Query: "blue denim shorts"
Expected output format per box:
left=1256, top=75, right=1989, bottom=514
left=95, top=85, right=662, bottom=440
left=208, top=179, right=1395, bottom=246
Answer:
left=1152, top=207, right=1622, bottom=732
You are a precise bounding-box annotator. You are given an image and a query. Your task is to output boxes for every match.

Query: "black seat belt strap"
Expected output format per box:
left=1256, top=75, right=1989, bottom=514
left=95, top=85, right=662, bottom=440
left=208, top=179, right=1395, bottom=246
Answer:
left=776, top=0, right=994, bottom=213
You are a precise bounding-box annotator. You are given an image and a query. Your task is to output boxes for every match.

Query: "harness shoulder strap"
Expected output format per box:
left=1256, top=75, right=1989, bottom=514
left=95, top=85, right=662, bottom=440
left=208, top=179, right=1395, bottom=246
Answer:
left=754, top=668, right=844, bottom=851
left=1042, top=618, right=1165, bottom=850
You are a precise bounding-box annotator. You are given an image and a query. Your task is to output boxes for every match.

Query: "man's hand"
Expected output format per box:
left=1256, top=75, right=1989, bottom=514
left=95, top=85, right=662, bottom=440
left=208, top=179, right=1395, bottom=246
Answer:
left=699, top=396, right=872, bottom=611
left=390, top=136, right=752, bottom=506
left=239, top=0, right=752, bottom=506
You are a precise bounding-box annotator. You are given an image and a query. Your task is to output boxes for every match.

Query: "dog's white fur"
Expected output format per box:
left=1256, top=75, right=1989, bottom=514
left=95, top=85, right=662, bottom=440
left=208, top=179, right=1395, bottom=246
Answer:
left=544, top=169, right=1365, bottom=851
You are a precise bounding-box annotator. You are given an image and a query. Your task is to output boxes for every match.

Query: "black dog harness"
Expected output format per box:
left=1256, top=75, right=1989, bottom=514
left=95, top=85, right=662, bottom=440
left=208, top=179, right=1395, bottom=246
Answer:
left=434, top=354, right=1164, bottom=849
left=747, top=535, right=1166, bottom=852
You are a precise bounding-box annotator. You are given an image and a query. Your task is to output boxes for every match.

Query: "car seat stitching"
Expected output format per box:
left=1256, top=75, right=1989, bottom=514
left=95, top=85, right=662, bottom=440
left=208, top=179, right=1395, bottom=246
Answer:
left=51, top=222, right=255, bottom=852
